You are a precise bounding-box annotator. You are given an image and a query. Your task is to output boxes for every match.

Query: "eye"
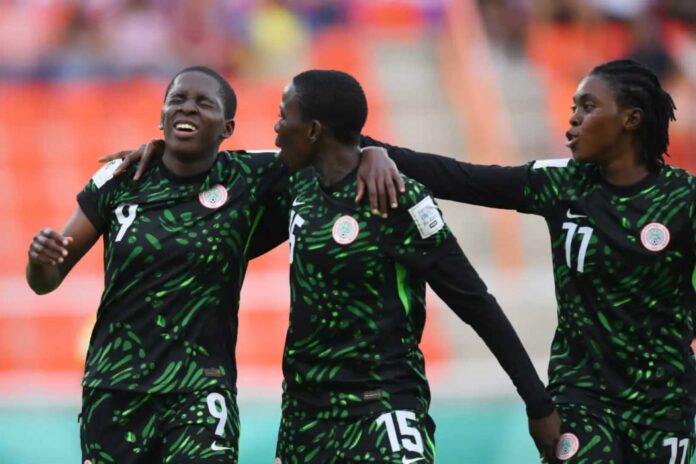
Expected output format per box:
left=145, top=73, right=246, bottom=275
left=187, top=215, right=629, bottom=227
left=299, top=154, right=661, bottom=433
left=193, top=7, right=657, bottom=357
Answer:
left=583, top=102, right=595, bottom=112
left=198, top=98, right=215, bottom=108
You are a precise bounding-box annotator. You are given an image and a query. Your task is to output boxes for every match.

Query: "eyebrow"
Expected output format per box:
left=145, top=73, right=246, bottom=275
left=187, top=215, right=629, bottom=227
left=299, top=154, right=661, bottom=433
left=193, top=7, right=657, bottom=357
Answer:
left=572, top=93, right=595, bottom=102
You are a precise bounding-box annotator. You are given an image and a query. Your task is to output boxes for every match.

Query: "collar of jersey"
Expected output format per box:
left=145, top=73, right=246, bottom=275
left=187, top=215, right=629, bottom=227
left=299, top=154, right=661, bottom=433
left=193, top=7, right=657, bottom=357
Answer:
left=157, top=156, right=215, bottom=185
left=597, top=166, right=660, bottom=197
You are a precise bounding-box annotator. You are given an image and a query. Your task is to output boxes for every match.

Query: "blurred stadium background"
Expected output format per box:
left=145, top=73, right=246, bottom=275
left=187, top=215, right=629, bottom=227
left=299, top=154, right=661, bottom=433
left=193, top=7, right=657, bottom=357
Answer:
left=1, top=0, right=695, bottom=462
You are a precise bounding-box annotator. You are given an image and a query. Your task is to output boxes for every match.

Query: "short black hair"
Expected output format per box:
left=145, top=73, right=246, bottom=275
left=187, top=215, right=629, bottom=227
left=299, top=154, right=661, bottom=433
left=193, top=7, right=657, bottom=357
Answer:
left=292, top=70, right=368, bottom=145
left=590, top=59, right=676, bottom=171
left=164, top=66, right=237, bottom=120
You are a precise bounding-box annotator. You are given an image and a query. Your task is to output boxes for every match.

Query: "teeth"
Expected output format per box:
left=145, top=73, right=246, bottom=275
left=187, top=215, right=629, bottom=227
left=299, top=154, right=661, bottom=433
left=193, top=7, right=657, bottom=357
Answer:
left=175, top=123, right=196, bottom=131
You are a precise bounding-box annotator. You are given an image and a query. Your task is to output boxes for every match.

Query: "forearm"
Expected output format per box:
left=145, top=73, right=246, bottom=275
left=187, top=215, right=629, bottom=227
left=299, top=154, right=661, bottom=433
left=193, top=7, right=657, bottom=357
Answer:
left=361, top=135, right=528, bottom=209
left=426, top=245, right=554, bottom=418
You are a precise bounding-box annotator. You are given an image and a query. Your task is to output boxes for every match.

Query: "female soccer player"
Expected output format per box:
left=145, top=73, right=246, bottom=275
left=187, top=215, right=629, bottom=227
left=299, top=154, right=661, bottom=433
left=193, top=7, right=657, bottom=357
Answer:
left=360, top=59, right=696, bottom=463
left=26, top=66, right=394, bottom=464
left=273, top=69, right=561, bottom=463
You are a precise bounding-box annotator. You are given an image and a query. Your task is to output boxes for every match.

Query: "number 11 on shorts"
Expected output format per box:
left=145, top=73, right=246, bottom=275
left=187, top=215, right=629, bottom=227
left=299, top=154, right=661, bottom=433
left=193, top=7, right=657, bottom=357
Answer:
left=375, top=410, right=424, bottom=453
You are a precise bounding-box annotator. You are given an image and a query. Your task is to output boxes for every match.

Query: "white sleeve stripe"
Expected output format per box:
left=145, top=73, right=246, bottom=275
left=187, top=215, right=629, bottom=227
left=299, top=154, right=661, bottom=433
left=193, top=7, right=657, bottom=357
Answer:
left=532, top=158, right=571, bottom=169
left=92, top=159, right=123, bottom=188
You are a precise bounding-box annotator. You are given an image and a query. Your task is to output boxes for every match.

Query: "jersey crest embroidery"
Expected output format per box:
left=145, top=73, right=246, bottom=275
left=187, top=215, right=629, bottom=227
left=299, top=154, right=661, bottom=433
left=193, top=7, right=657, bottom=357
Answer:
left=92, top=159, right=123, bottom=188
left=332, top=215, right=359, bottom=245
left=556, top=433, right=580, bottom=460
left=640, top=222, right=670, bottom=252
left=199, top=184, right=228, bottom=209
left=408, top=196, right=444, bottom=239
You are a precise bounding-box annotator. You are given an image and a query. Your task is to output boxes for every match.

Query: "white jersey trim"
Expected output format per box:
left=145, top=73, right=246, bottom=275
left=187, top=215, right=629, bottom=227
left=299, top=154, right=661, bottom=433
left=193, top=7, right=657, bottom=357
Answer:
left=92, top=159, right=123, bottom=188
left=532, top=158, right=571, bottom=169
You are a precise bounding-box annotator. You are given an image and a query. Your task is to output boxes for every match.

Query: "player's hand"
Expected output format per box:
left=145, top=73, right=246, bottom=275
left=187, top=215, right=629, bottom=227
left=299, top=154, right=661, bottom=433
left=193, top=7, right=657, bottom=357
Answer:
left=98, top=138, right=165, bottom=181
left=28, top=228, right=73, bottom=266
left=356, top=146, right=405, bottom=218
left=529, top=409, right=561, bottom=463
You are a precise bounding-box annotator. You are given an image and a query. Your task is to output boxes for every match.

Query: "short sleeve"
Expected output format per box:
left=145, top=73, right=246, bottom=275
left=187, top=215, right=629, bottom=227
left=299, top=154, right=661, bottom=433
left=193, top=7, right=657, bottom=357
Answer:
left=76, top=160, right=123, bottom=233
left=381, top=178, right=454, bottom=273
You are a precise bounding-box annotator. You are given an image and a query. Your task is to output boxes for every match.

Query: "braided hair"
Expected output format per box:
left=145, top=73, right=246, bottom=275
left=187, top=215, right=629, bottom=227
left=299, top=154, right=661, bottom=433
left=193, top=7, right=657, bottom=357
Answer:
left=590, top=59, right=676, bottom=171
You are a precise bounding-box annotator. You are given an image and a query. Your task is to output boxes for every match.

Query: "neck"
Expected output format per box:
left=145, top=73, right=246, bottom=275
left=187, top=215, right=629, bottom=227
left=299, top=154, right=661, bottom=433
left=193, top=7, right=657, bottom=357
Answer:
left=598, top=145, right=650, bottom=186
left=313, top=140, right=360, bottom=187
left=162, top=147, right=218, bottom=177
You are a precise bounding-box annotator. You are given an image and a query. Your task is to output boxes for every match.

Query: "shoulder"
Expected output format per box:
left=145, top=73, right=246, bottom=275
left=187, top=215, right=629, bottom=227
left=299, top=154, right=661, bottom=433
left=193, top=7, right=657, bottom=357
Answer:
left=84, top=159, right=134, bottom=193
left=398, top=175, right=436, bottom=207
left=221, top=149, right=282, bottom=171
left=529, top=157, right=590, bottom=175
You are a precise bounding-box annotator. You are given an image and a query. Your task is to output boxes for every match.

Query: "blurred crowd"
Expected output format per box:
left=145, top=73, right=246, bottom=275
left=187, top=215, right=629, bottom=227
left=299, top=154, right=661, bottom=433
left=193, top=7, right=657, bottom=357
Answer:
left=0, top=0, right=442, bottom=79
left=477, top=0, right=696, bottom=170
left=478, top=0, right=696, bottom=82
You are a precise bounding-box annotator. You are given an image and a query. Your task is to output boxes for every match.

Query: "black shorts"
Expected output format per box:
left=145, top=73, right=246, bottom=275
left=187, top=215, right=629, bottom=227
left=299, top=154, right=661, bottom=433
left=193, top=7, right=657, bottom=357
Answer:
left=80, top=385, right=239, bottom=464
left=276, top=409, right=436, bottom=464
left=553, top=403, right=695, bottom=463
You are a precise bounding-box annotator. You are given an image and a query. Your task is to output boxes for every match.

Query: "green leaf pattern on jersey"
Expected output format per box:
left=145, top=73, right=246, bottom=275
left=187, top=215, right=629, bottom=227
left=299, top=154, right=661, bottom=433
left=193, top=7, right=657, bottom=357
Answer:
left=283, top=173, right=450, bottom=419
left=523, top=161, right=696, bottom=428
left=79, top=151, right=285, bottom=393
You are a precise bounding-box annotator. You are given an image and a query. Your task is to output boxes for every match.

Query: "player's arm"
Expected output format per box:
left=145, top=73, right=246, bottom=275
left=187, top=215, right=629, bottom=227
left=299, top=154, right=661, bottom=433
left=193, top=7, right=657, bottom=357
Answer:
left=245, top=191, right=290, bottom=259
left=99, top=140, right=404, bottom=217
left=359, top=135, right=531, bottom=210
left=26, top=207, right=100, bottom=294
left=383, top=181, right=559, bottom=461
left=423, top=241, right=560, bottom=460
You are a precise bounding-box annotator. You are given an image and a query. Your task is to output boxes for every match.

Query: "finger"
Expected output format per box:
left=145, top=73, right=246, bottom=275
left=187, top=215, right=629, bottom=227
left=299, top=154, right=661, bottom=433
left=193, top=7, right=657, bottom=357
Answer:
left=134, top=141, right=157, bottom=181
left=355, top=178, right=365, bottom=203
left=385, top=173, right=398, bottom=209
left=394, top=168, right=406, bottom=193
left=367, top=177, right=379, bottom=215
left=99, top=150, right=129, bottom=164
left=377, top=174, right=388, bottom=218
left=29, top=249, right=60, bottom=265
left=34, top=235, right=69, bottom=258
left=30, top=241, right=64, bottom=263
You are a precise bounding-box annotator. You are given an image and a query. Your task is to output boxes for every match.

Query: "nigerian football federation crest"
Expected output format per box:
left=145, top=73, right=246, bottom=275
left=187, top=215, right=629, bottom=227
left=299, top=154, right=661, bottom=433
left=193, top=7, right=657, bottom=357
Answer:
left=556, top=432, right=579, bottom=460
left=332, top=215, right=359, bottom=245
left=640, top=222, right=670, bottom=252
left=199, top=184, right=228, bottom=209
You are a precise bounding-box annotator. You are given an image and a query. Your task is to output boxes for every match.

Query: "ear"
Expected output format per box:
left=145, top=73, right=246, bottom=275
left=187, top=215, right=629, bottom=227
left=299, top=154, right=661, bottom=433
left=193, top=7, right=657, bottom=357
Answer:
left=221, top=119, right=235, bottom=140
left=307, top=120, right=322, bottom=143
left=623, top=108, right=643, bottom=132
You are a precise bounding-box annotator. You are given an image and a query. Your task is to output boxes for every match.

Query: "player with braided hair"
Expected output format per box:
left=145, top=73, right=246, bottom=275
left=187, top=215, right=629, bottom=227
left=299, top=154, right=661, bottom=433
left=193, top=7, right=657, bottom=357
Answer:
left=358, top=59, right=696, bottom=463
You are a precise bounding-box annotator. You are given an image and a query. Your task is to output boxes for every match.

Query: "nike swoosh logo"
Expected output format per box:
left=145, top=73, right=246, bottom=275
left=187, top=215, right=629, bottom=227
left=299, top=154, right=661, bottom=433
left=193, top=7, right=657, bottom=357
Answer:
left=402, top=457, right=425, bottom=464
left=292, top=198, right=305, bottom=207
left=210, top=441, right=233, bottom=451
left=566, top=208, right=587, bottom=219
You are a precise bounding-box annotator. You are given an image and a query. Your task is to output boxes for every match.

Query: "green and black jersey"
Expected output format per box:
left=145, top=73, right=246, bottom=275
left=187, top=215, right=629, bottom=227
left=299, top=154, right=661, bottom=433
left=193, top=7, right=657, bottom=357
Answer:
left=282, top=168, right=554, bottom=420
left=77, top=151, right=287, bottom=394
left=369, top=135, right=696, bottom=430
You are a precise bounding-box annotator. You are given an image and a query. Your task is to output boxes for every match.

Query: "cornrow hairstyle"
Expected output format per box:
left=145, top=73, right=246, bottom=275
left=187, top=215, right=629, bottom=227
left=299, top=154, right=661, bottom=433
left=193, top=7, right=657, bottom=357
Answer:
left=590, top=59, right=676, bottom=171
left=292, top=70, right=368, bottom=145
left=164, top=66, right=237, bottom=120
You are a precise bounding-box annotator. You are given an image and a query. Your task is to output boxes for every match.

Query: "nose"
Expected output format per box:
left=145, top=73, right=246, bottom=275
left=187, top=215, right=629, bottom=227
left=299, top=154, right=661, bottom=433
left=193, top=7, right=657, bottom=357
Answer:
left=178, top=98, right=197, bottom=114
left=569, top=110, right=581, bottom=127
left=274, top=119, right=281, bottom=133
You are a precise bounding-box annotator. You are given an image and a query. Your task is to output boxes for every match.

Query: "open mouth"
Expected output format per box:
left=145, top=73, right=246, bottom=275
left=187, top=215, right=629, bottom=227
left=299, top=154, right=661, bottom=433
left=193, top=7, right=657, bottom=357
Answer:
left=565, top=132, right=578, bottom=149
left=173, top=121, right=199, bottom=138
